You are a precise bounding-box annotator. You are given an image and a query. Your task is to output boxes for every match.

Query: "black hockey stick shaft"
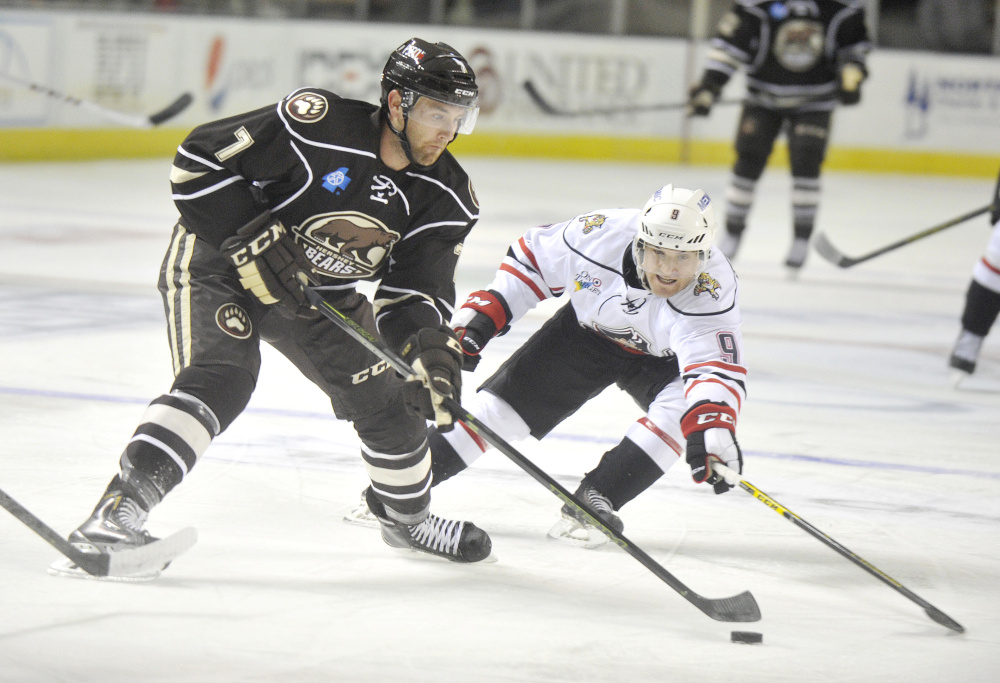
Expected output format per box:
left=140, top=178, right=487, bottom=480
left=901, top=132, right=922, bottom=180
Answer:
left=0, top=72, right=193, bottom=128
left=523, top=80, right=740, bottom=117
left=302, top=285, right=760, bottom=623
left=813, top=204, right=994, bottom=268
left=714, top=465, right=964, bottom=633
left=0, top=487, right=108, bottom=576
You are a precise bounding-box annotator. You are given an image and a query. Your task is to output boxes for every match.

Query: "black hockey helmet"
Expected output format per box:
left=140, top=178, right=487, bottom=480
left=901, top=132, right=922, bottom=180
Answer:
left=380, top=38, right=479, bottom=135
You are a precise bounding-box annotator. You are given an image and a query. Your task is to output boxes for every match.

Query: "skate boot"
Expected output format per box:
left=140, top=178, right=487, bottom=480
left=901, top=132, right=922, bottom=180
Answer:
left=949, top=330, right=984, bottom=387
left=50, top=476, right=161, bottom=581
left=784, top=237, right=809, bottom=270
left=364, top=487, right=493, bottom=563
left=548, top=482, right=624, bottom=549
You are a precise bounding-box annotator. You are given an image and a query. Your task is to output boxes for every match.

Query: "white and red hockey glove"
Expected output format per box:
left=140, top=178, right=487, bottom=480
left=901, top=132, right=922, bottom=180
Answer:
left=681, top=400, right=743, bottom=494
left=451, top=289, right=510, bottom=371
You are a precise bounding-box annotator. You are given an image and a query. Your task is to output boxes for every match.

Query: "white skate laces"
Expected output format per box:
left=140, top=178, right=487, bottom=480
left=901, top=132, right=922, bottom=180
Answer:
left=409, top=515, right=464, bottom=556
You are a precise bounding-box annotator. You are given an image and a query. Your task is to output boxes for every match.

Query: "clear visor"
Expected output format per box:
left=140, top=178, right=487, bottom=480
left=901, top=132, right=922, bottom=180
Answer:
left=636, top=243, right=707, bottom=281
left=405, top=93, right=479, bottom=135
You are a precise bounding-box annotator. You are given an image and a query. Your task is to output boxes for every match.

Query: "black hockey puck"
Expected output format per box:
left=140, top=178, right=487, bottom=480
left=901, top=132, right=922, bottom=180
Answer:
left=730, top=631, right=763, bottom=644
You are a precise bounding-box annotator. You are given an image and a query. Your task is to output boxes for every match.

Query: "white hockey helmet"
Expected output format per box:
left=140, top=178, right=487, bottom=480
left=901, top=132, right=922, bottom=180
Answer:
left=632, top=184, right=717, bottom=292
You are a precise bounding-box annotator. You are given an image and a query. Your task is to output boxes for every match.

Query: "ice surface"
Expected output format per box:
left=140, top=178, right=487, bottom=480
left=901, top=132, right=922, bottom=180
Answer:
left=0, top=157, right=997, bottom=682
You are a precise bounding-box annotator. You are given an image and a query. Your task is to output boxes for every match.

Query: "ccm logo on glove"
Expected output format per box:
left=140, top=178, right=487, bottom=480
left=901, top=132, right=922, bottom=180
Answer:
left=227, top=222, right=286, bottom=266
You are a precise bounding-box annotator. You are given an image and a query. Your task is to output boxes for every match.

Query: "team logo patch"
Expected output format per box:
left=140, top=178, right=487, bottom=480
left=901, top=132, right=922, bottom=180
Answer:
left=216, top=304, right=252, bottom=339
left=294, top=211, right=400, bottom=279
left=580, top=213, right=607, bottom=234
left=693, top=272, right=722, bottom=300
left=773, top=19, right=823, bottom=72
left=593, top=322, right=652, bottom=354
left=285, top=92, right=328, bottom=123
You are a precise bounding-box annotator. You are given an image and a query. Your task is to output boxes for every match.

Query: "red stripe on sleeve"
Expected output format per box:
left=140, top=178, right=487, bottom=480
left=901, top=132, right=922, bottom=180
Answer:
left=499, top=263, right=547, bottom=301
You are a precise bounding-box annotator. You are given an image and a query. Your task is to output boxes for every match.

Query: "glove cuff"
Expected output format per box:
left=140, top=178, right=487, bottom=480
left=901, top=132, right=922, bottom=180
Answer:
left=457, top=289, right=510, bottom=338
left=681, top=401, right=737, bottom=437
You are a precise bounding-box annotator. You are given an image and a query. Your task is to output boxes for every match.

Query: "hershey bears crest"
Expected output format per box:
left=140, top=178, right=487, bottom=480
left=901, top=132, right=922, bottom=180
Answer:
left=294, top=211, right=400, bottom=279
left=693, top=272, right=722, bottom=300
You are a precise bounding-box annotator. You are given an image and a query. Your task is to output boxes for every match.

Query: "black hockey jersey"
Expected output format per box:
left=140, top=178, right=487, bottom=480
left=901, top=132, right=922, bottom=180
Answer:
left=168, top=88, right=480, bottom=351
left=705, top=0, right=871, bottom=111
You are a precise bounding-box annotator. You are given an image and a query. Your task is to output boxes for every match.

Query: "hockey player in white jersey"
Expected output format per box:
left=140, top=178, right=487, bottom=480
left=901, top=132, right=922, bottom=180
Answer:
left=949, top=166, right=1000, bottom=386
left=415, top=184, right=748, bottom=546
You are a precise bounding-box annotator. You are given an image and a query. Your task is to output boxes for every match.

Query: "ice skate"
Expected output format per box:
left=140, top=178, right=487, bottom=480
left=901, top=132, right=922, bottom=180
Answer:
left=365, top=487, right=495, bottom=563
left=50, top=477, right=163, bottom=581
left=949, top=330, right=984, bottom=387
left=342, top=487, right=381, bottom=529
left=784, top=237, right=809, bottom=272
left=547, top=483, right=623, bottom=549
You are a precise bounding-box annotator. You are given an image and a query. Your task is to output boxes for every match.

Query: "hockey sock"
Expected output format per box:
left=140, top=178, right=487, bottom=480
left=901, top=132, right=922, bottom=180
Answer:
left=583, top=437, right=665, bottom=511
left=428, top=426, right=470, bottom=485
left=961, top=280, right=1000, bottom=336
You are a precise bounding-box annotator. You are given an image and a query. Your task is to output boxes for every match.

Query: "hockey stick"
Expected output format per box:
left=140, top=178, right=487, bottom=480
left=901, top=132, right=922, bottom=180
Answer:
left=522, top=80, right=740, bottom=117
left=813, top=204, right=994, bottom=268
left=713, top=464, right=964, bottom=633
left=0, top=72, right=193, bottom=128
left=0, top=486, right=197, bottom=578
left=302, top=285, right=760, bottom=623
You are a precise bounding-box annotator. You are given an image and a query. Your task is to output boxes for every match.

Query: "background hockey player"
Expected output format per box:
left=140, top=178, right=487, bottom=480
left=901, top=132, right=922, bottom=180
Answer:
left=63, top=38, right=493, bottom=574
left=687, top=0, right=871, bottom=271
left=950, top=165, right=1000, bottom=386
left=348, top=185, right=746, bottom=547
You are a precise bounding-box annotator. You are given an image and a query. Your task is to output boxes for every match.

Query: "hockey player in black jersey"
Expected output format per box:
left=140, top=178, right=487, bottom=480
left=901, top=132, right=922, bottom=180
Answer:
left=950, top=166, right=1000, bottom=386
left=62, top=38, right=493, bottom=574
left=688, top=0, right=871, bottom=271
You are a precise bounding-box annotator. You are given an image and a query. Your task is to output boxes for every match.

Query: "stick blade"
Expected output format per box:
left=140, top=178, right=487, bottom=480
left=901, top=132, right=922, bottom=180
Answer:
left=925, top=606, right=965, bottom=634
left=812, top=232, right=855, bottom=268
left=147, top=92, right=194, bottom=126
left=695, top=590, right=762, bottom=622
left=104, top=527, right=198, bottom=577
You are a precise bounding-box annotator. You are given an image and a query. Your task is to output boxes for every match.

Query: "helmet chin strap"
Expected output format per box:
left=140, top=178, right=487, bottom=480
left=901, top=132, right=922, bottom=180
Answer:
left=385, top=108, right=438, bottom=171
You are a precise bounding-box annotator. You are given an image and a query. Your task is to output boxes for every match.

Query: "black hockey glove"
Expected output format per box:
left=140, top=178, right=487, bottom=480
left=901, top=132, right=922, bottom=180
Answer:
left=838, top=63, right=867, bottom=106
left=681, top=400, right=743, bottom=494
left=401, top=325, right=464, bottom=432
left=221, top=212, right=317, bottom=317
left=687, top=85, right=718, bottom=117
left=686, top=71, right=727, bottom=118
left=452, top=289, right=510, bottom=371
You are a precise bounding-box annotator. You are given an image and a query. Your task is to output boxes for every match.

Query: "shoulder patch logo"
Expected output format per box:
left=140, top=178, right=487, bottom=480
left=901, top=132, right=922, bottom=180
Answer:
left=580, top=213, right=607, bottom=234
left=693, top=272, right=722, bottom=300
left=216, top=304, right=252, bottom=339
left=469, top=178, right=479, bottom=209
left=286, top=92, right=328, bottom=123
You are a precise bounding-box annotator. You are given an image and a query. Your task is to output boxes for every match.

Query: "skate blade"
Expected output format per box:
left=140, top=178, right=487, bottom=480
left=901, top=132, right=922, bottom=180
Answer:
left=546, top=515, right=609, bottom=549
left=47, top=557, right=160, bottom=583
left=384, top=541, right=500, bottom=564
left=342, top=505, right=381, bottom=529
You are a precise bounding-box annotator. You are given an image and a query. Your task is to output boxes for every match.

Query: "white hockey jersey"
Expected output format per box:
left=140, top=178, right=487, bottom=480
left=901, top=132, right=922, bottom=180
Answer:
left=463, top=208, right=747, bottom=416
